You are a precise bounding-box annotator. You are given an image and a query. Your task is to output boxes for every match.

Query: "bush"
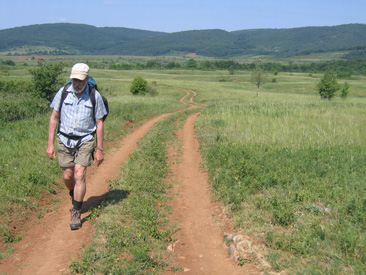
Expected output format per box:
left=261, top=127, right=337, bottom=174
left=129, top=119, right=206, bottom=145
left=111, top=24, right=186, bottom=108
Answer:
left=341, top=81, right=350, bottom=99
left=0, top=79, right=28, bottom=94
left=130, top=77, right=158, bottom=96
left=0, top=80, right=49, bottom=123
left=2, top=60, right=16, bottom=66
left=316, top=71, right=340, bottom=100
left=0, top=98, right=49, bottom=123
left=130, top=76, right=148, bottom=95
left=28, top=61, right=66, bottom=102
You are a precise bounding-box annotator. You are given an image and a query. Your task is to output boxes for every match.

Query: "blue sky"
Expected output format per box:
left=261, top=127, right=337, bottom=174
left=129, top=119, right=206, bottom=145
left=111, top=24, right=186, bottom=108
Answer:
left=0, top=0, right=365, bottom=32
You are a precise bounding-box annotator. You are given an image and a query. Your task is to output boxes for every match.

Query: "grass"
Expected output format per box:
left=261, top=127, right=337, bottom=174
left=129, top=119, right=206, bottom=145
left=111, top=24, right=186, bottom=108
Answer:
left=70, top=108, right=198, bottom=274
left=0, top=116, right=60, bottom=245
left=195, top=82, right=366, bottom=273
left=0, top=67, right=184, bottom=253
left=1, top=59, right=366, bottom=273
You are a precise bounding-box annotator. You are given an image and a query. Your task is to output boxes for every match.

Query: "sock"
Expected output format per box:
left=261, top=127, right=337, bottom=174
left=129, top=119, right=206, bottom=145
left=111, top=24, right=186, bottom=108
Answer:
left=69, top=189, right=74, bottom=199
left=73, top=200, right=83, bottom=211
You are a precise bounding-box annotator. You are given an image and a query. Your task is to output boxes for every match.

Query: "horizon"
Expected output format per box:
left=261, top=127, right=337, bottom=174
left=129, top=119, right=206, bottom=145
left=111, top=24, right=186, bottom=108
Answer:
left=1, top=22, right=365, bottom=34
left=1, top=0, right=365, bottom=33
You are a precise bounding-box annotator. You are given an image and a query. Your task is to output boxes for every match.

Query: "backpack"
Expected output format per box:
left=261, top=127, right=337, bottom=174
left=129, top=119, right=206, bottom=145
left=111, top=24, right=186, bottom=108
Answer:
left=59, top=77, right=109, bottom=122
left=57, top=77, right=109, bottom=139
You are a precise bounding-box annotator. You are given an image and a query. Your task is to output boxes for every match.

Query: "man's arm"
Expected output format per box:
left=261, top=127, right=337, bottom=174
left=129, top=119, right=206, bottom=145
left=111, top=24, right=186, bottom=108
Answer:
left=94, top=119, right=104, bottom=166
left=47, top=109, right=59, bottom=159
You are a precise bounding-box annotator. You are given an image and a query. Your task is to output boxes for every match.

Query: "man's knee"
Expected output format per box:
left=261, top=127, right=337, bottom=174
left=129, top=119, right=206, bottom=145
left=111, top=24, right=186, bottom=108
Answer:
left=74, top=165, right=87, bottom=182
left=62, top=167, right=75, bottom=182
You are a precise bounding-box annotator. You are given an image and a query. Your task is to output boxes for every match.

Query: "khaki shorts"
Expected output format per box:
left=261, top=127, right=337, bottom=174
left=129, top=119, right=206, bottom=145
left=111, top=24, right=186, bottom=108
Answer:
left=57, top=138, right=94, bottom=168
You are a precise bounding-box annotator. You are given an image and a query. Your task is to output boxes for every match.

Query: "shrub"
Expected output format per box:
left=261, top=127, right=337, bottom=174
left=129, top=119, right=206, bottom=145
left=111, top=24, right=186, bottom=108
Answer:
left=341, top=81, right=350, bottom=99
left=316, top=71, right=340, bottom=100
left=0, top=98, right=48, bottom=123
left=251, top=68, right=268, bottom=97
left=28, top=61, right=66, bottom=102
left=0, top=79, right=28, bottom=94
left=130, top=76, right=149, bottom=95
left=0, top=80, right=49, bottom=123
left=130, top=77, right=158, bottom=96
left=2, top=60, right=16, bottom=66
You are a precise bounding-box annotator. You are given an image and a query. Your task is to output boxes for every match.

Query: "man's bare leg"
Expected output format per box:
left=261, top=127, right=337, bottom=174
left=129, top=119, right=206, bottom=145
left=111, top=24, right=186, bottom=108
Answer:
left=69, top=164, right=87, bottom=230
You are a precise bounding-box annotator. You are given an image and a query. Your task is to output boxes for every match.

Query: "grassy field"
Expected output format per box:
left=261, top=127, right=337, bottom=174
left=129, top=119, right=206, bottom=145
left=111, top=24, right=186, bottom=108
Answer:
left=194, top=78, right=366, bottom=274
left=1, top=59, right=366, bottom=273
left=0, top=65, right=183, bottom=255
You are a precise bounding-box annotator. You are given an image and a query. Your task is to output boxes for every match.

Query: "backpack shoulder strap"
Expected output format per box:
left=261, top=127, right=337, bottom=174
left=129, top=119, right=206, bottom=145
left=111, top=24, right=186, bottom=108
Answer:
left=88, top=83, right=97, bottom=120
left=59, top=83, right=71, bottom=112
left=57, top=83, right=71, bottom=134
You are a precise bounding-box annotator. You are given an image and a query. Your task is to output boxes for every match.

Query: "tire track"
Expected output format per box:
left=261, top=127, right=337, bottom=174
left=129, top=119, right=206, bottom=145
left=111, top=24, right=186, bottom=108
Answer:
left=0, top=89, right=258, bottom=274
left=165, top=111, right=260, bottom=274
left=0, top=91, right=193, bottom=274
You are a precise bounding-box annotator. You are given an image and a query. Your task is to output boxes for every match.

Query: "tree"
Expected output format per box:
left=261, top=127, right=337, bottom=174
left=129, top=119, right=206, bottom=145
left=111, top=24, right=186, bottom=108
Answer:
left=250, top=68, right=268, bottom=97
left=2, top=60, right=16, bottom=66
left=316, top=71, right=340, bottom=100
left=340, top=81, right=350, bottom=100
left=186, top=58, right=197, bottom=69
left=29, top=61, right=66, bottom=102
left=228, top=65, right=235, bottom=75
left=130, top=76, right=149, bottom=95
left=166, top=62, right=176, bottom=69
left=146, top=60, right=160, bottom=69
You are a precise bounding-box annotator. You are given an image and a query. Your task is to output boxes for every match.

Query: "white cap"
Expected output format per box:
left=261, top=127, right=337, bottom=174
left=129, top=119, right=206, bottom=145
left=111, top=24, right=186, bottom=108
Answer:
left=70, top=63, right=89, bottom=80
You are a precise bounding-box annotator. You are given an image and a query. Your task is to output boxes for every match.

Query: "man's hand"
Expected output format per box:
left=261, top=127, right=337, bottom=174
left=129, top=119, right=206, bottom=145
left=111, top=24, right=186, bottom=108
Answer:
left=47, top=145, right=56, bottom=160
left=94, top=149, right=104, bottom=166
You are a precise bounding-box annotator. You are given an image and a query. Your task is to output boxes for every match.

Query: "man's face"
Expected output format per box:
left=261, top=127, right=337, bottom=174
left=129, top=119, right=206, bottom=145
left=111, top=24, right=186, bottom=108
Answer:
left=72, top=77, right=89, bottom=93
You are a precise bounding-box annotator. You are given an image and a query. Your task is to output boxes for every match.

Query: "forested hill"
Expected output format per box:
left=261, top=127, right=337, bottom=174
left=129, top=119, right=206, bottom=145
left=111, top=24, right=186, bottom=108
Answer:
left=1, top=23, right=366, bottom=58
left=0, top=23, right=164, bottom=55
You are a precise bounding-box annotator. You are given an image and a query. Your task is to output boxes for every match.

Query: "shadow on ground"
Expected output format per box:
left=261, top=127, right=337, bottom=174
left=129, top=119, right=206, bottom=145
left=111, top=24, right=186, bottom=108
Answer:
left=81, top=189, right=130, bottom=222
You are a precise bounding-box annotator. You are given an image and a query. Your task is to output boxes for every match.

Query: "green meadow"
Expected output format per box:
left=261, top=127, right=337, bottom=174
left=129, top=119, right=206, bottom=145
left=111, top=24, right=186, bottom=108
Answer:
left=1, top=58, right=366, bottom=273
left=195, top=76, right=366, bottom=273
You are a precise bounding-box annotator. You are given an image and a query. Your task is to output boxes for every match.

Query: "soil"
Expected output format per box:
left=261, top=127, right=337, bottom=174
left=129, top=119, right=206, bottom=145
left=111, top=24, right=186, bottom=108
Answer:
left=164, top=112, right=260, bottom=275
left=0, top=91, right=261, bottom=274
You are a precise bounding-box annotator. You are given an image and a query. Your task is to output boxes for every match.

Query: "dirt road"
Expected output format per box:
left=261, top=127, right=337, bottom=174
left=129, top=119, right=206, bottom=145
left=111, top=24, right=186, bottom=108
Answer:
left=165, top=112, right=259, bottom=274
left=0, top=90, right=259, bottom=274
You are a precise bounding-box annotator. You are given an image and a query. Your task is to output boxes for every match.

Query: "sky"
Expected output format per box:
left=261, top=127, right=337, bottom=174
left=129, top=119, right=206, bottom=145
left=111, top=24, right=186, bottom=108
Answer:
left=0, top=0, right=365, bottom=33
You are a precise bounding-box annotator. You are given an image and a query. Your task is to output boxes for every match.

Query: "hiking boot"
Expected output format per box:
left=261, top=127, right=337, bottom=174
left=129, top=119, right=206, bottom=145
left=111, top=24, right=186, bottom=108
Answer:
left=70, top=208, right=81, bottom=230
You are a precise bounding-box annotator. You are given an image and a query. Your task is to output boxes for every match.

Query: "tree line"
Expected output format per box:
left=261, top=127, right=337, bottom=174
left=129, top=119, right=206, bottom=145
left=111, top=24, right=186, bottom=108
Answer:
left=108, top=58, right=366, bottom=76
left=1, top=57, right=359, bottom=124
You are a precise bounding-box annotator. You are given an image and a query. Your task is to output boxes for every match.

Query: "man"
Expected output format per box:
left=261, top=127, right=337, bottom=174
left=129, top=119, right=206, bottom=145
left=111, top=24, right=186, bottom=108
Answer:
left=47, top=63, right=107, bottom=230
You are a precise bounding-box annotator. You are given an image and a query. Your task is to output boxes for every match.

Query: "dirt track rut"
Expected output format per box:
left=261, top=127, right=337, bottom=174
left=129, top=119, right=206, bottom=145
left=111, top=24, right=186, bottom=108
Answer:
left=0, top=90, right=259, bottom=274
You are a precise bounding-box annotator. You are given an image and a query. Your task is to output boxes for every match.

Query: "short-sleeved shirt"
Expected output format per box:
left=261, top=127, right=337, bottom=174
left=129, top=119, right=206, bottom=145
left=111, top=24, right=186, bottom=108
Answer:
left=50, top=84, right=107, bottom=149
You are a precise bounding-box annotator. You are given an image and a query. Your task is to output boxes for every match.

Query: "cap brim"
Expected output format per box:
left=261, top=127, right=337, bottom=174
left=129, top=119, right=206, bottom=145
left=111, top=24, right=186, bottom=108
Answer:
left=70, top=73, right=88, bottom=80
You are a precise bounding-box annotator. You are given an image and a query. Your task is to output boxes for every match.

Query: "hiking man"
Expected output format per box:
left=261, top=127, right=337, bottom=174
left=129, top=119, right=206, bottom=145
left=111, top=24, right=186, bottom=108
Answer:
left=47, top=63, right=107, bottom=230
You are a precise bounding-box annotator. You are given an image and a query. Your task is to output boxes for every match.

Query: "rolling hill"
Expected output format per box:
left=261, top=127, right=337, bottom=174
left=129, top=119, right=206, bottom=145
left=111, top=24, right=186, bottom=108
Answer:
left=0, top=23, right=164, bottom=55
left=1, top=23, right=366, bottom=58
